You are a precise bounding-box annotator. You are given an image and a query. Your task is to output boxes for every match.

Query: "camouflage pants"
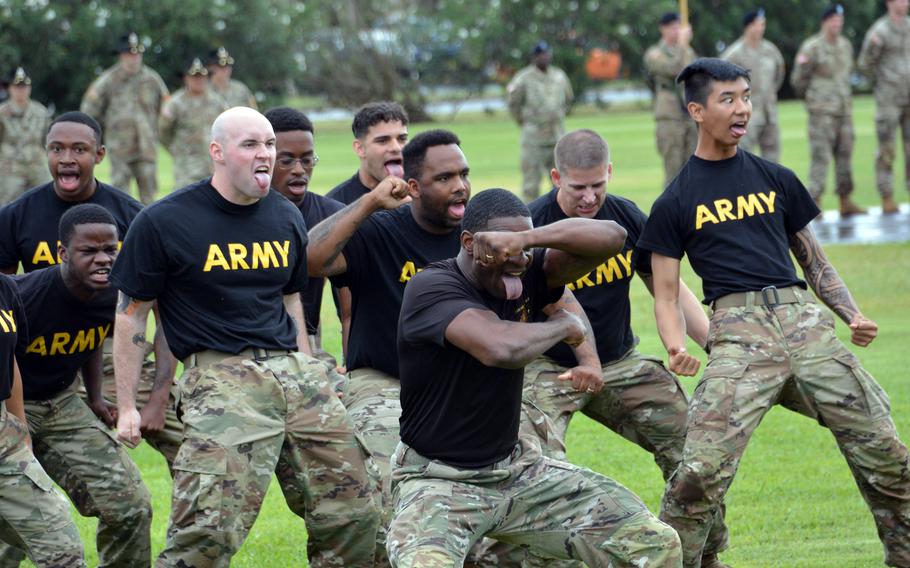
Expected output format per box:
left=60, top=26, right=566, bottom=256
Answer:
left=0, top=389, right=152, bottom=568
left=807, top=112, right=854, bottom=199
left=656, top=118, right=697, bottom=187
left=520, top=137, right=557, bottom=202
left=0, top=162, right=48, bottom=205
left=387, top=436, right=683, bottom=567
left=110, top=156, right=158, bottom=204
left=873, top=102, right=910, bottom=198
left=738, top=119, right=780, bottom=163
left=157, top=351, right=379, bottom=568
left=0, top=402, right=85, bottom=568
left=662, top=297, right=910, bottom=568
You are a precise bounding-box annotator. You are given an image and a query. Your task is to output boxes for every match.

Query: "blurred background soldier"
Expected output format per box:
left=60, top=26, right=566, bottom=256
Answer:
left=645, top=12, right=697, bottom=186
left=80, top=32, right=169, bottom=205
left=159, top=57, right=228, bottom=190
left=722, top=8, right=786, bottom=162
left=858, top=0, right=910, bottom=214
left=791, top=4, right=866, bottom=216
left=207, top=46, right=257, bottom=109
left=507, top=40, right=573, bottom=202
left=0, top=67, right=50, bottom=204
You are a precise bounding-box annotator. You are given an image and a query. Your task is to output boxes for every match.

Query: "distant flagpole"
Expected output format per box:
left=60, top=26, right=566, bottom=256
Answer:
left=680, top=0, right=689, bottom=25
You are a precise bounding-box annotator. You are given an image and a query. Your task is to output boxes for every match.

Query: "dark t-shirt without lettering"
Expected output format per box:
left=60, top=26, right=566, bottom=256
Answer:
left=326, top=172, right=372, bottom=205
left=299, top=191, right=344, bottom=335
left=638, top=151, right=819, bottom=304
left=109, top=180, right=309, bottom=361
left=14, top=267, right=116, bottom=400
left=0, top=181, right=142, bottom=272
left=0, top=274, right=27, bottom=401
left=398, top=253, right=563, bottom=468
left=529, top=188, right=651, bottom=365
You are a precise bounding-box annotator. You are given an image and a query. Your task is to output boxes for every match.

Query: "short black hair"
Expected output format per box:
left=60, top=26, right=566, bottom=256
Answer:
left=677, top=58, right=751, bottom=105
left=351, top=101, right=409, bottom=139
left=48, top=111, right=103, bottom=146
left=58, top=204, right=117, bottom=247
left=403, top=129, right=461, bottom=180
left=264, top=106, right=314, bottom=134
left=462, top=189, right=530, bottom=234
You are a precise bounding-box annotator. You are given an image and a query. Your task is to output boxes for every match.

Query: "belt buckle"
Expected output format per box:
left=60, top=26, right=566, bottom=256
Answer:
left=761, top=285, right=780, bottom=307
left=252, top=348, right=269, bottom=362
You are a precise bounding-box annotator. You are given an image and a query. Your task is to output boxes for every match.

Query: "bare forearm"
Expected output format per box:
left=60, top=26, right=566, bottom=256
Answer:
left=489, top=320, right=575, bottom=369
left=149, top=325, right=176, bottom=403
left=789, top=227, right=860, bottom=324
left=655, top=298, right=688, bottom=354
left=545, top=290, right=600, bottom=368
left=307, top=196, right=379, bottom=277
left=81, top=350, right=105, bottom=403
left=679, top=282, right=708, bottom=349
left=284, top=294, right=312, bottom=355
left=524, top=218, right=625, bottom=259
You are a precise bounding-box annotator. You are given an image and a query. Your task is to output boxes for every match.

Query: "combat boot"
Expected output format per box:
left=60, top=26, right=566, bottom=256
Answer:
left=701, top=553, right=732, bottom=568
left=882, top=195, right=900, bottom=214
left=839, top=196, right=867, bottom=217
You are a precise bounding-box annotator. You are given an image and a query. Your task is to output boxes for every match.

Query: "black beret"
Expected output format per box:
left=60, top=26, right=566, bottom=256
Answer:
left=659, top=12, right=680, bottom=26
left=742, top=8, right=765, bottom=28
left=821, top=4, right=844, bottom=21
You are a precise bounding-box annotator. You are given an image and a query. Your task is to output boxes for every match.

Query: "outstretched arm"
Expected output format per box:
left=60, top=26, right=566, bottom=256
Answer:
left=114, top=292, right=155, bottom=447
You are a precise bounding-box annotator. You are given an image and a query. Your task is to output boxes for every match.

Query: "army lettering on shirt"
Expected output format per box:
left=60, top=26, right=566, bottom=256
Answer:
left=326, top=172, right=372, bottom=205
left=299, top=191, right=345, bottom=335
left=333, top=205, right=461, bottom=377
left=397, top=253, right=563, bottom=468
left=529, top=189, right=650, bottom=365
left=109, top=180, right=308, bottom=361
left=638, top=151, right=819, bottom=304
left=0, top=274, right=27, bottom=401
left=0, top=181, right=142, bottom=272
left=14, top=267, right=116, bottom=400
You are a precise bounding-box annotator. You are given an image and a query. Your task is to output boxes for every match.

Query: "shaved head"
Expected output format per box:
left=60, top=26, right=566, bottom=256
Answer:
left=211, top=106, right=271, bottom=145
left=209, top=107, right=277, bottom=205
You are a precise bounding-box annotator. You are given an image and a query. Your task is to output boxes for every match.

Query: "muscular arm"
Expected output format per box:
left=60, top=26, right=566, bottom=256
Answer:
left=113, top=292, right=155, bottom=446
left=650, top=253, right=701, bottom=375
left=542, top=288, right=603, bottom=393
left=81, top=348, right=116, bottom=427
left=284, top=293, right=313, bottom=355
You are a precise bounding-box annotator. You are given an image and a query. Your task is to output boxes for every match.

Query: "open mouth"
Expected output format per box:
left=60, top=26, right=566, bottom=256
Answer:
left=448, top=196, right=467, bottom=219
left=384, top=159, right=404, bottom=178
left=286, top=177, right=309, bottom=195
left=502, top=270, right=524, bottom=300
left=730, top=121, right=748, bottom=139
left=57, top=170, right=81, bottom=191
left=254, top=165, right=271, bottom=190
left=89, top=267, right=110, bottom=284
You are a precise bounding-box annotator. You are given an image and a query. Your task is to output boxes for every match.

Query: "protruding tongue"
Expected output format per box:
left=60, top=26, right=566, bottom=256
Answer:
left=385, top=163, right=404, bottom=178
left=502, top=275, right=523, bottom=300
left=448, top=202, right=465, bottom=219
left=731, top=125, right=747, bottom=137
left=254, top=172, right=271, bottom=190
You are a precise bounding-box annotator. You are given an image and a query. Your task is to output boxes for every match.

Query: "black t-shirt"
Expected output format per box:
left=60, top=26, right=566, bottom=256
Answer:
left=398, top=253, right=564, bottom=467
left=299, top=191, right=345, bottom=335
left=529, top=188, right=651, bottom=365
left=638, top=151, right=819, bottom=304
left=326, top=172, right=372, bottom=205
left=0, top=181, right=142, bottom=272
left=14, top=267, right=116, bottom=400
left=109, top=180, right=309, bottom=361
left=0, top=274, right=27, bottom=402
left=334, top=205, right=461, bottom=376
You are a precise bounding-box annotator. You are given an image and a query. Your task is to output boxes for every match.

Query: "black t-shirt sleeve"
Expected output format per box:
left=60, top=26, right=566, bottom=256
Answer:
left=400, top=270, right=482, bottom=348
left=779, top=168, right=820, bottom=235
left=637, top=191, right=685, bottom=260
left=629, top=205, right=653, bottom=275
left=0, top=204, right=19, bottom=268
left=110, top=209, right=169, bottom=301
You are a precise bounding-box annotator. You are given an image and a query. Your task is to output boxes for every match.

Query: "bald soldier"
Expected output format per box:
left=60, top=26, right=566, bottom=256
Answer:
left=858, top=0, right=910, bottom=214
left=0, top=67, right=50, bottom=204
left=721, top=8, right=786, bottom=162
left=206, top=47, right=257, bottom=109
left=81, top=32, right=169, bottom=204
left=645, top=12, right=697, bottom=186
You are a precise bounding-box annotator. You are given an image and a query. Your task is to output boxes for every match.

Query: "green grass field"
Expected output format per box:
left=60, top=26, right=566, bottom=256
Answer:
left=65, top=96, right=910, bottom=567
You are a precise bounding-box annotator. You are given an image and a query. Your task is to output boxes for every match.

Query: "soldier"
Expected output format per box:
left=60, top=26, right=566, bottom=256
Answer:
left=721, top=8, right=786, bottom=162
left=0, top=276, right=86, bottom=568
left=507, top=41, right=574, bottom=202
left=206, top=46, right=257, bottom=109
left=0, top=204, right=153, bottom=567
left=388, top=188, right=682, bottom=567
left=81, top=32, right=169, bottom=204
left=858, top=0, right=910, bottom=214
left=112, top=107, right=379, bottom=567
left=160, top=57, right=229, bottom=190
left=639, top=58, right=910, bottom=568
left=791, top=4, right=866, bottom=216
left=645, top=12, right=697, bottom=186
left=0, top=67, right=50, bottom=204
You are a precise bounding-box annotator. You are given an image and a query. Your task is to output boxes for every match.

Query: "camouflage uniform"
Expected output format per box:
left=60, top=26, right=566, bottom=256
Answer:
left=721, top=38, right=786, bottom=162
left=0, top=402, right=85, bottom=568
left=791, top=32, right=856, bottom=200
left=0, top=99, right=50, bottom=204
left=0, top=389, right=152, bottom=568
left=159, top=351, right=379, bottom=567
left=387, top=436, right=683, bottom=567
left=858, top=15, right=910, bottom=200
left=507, top=65, right=573, bottom=201
left=80, top=63, right=169, bottom=204
left=662, top=292, right=910, bottom=567
left=159, top=88, right=228, bottom=189
left=212, top=79, right=257, bottom=109
left=645, top=40, right=698, bottom=186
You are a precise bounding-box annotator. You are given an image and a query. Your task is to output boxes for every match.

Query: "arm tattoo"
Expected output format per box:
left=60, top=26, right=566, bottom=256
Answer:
left=789, top=227, right=859, bottom=323
left=309, top=202, right=363, bottom=273
left=131, top=333, right=147, bottom=347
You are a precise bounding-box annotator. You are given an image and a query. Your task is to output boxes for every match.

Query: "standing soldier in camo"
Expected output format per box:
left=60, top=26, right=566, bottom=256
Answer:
left=160, top=57, right=229, bottom=190
left=858, top=0, right=910, bottom=214
left=721, top=8, right=786, bottom=162
left=791, top=4, right=866, bottom=217
left=645, top=12, right=697, bottom=186
left=207, top=47, right=257, bottom=109
left=80, top=32, right=169, bottom=205
left=507, top=41, right=574, bottom=202
left=0, top=67, right=50, bottom=205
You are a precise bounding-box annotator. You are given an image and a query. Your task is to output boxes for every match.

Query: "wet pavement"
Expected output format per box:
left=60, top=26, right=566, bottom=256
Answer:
left=813, top=204, right=910, bottom=245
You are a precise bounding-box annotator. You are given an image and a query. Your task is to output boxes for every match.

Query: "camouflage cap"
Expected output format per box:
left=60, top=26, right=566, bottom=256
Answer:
left=207, top=46, right=235, bottom=67
left=183, top=57, right=208, bottom=76
left=115, top=32, right=145, bottom=55
left=9, top=66, right=31, bottom=86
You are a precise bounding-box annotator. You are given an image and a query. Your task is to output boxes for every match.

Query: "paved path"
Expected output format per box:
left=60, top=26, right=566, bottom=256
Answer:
left=813, top=204, right=910, bottom=245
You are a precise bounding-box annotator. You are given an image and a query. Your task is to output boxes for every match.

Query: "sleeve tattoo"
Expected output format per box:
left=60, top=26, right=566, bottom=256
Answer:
left=788, top=226, right=859, bottom=323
